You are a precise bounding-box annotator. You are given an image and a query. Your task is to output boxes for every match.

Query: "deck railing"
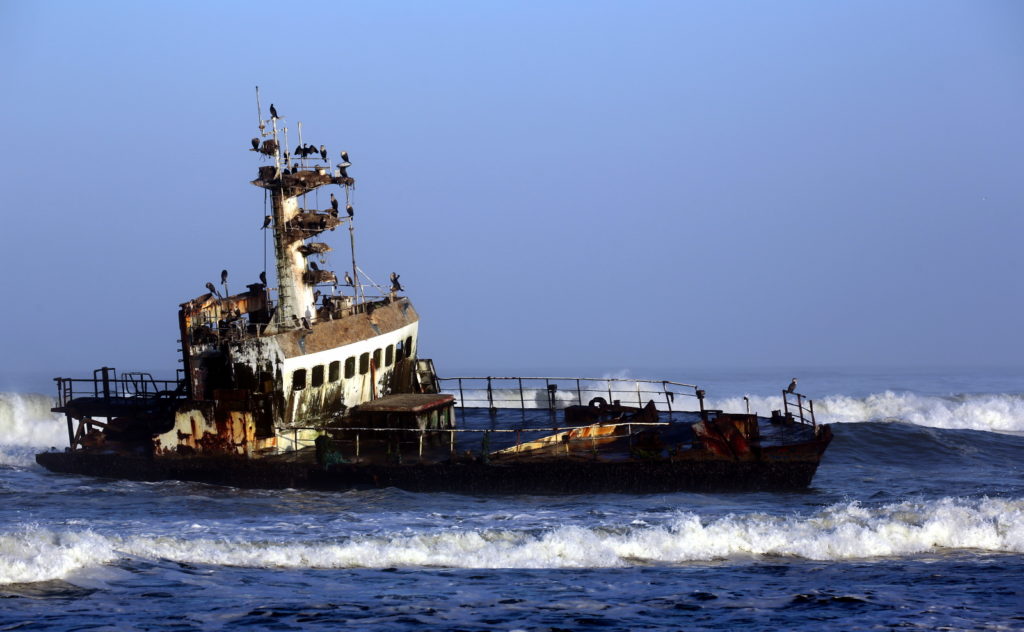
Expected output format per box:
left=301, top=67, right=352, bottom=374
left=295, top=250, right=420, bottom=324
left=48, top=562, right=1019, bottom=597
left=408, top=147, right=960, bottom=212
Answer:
left=781, top=390, right=816, bottom=427
left=435, top=376, right=704, bottom=413
left=54, top=367, right=186, bottom=408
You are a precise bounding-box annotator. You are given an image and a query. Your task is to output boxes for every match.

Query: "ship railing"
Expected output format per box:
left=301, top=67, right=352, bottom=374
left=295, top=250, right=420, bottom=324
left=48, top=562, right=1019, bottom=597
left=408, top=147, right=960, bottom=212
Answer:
left=289, top=421, right=672, bottom=463
left=53, top=367, right=186, bottom=408
left=781, top=390, right=816, bottom=428
left=435, top=376, right=704, bottom=414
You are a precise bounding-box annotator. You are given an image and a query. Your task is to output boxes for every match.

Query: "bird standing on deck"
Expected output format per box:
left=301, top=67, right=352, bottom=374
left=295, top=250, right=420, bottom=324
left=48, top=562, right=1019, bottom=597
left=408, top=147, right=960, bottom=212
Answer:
left=390, top=272, right=402, bottom=293
left=787, top=378, right=798, bottom=394
left=270, top=104, right=279, bottom=119
left=251, top=138, right=259, bottom=150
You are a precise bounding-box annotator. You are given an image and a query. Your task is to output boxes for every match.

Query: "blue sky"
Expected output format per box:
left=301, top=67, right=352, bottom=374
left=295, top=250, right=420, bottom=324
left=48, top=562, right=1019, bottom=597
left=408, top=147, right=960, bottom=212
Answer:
left=1, top=1, right=1022, bottom=386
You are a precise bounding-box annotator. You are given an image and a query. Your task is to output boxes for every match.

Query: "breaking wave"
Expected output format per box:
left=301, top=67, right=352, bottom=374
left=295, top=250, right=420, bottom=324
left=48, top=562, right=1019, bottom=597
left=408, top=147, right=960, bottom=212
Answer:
left=709, top=391, right=1024, bottom=434
left=2, top=497, right=1021, bottom=583
left=0, top=392, right=65, bottom=466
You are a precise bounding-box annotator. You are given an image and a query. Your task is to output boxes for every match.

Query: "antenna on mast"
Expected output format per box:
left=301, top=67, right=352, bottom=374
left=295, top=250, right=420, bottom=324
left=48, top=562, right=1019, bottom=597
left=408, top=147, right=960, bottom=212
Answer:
left=255, top=86, right=265, bottom=133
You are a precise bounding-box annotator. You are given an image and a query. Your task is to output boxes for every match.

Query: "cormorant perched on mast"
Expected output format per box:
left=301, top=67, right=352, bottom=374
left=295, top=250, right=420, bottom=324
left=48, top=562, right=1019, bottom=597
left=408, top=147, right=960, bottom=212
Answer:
left=787, top=378, right=798, bottom=394
left=319, top=145, right=327, bottom=162
left=259, top=271, right=267, bottom=286
left=390, top=272, right=403, bottom=292
left=270, top=104, right=279, bottom=119
left=261, top=215, right=272, bottom=230
left=221, top=269, right=229, bottom=296
left=340, top=150, right=349, bottom=163
left=330, top=193, right=339, bottom=213
left=344, top=271, right=353, bottom=286
left=251, top=138, right=259, bottom=150
left=346, top=204, right=354, bottom=218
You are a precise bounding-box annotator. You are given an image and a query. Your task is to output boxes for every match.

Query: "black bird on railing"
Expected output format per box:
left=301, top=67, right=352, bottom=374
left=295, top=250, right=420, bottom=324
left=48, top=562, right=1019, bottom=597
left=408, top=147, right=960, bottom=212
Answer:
left=251, top=138, right=259, bottom=150
left=787, top=378, right=798, bottom=394
left=344, top=271, right=353, bottom=286
left=259, top=271, right=267, bottom=286
left=346, top=204, right=354, bottom=218
left=340, top=150, right=349, bottom=163
left=261, top=215, right=272, bottom=230
left=319, top=145, right=327, bottom=162
left=309, top=262, right=319, bottom=272
left=330, top=193, right=339, bottom=213
left=270, top=104, right=279, bottom=119
left=390, top=272, right=403, bottom=292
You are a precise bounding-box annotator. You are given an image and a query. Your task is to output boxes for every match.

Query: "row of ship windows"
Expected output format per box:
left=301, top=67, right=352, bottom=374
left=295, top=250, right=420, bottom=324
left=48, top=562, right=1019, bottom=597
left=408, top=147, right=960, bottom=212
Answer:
left=292, top=336, right=414, bottom=391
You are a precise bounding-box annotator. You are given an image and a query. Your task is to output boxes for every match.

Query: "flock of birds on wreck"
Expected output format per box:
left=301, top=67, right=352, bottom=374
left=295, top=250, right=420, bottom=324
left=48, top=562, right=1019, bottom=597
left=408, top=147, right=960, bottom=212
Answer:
left=250, top=104, right=351, bottom=177
left=198, top=103, right=403, bottom=334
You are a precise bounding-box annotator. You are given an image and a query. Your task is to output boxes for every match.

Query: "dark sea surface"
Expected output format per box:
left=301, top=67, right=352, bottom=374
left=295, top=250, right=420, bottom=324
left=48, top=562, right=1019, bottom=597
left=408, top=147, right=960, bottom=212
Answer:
left=2, top=368, right=1023, bottom=631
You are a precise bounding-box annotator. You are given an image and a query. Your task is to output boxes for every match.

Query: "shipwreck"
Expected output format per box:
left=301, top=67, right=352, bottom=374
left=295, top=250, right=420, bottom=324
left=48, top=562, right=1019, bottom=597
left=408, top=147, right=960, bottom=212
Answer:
left=36, top=95, right=832, bottom=493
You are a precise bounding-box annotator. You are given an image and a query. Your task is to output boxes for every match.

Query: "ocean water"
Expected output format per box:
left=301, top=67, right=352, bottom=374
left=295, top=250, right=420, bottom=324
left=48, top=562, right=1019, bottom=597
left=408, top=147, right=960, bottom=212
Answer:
left=1, top=368, right=1023, bottom=631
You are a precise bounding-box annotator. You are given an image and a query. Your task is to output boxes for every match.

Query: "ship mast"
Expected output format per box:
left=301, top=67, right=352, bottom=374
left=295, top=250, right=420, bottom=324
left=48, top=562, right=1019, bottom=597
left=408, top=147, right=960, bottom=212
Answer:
left=250, top=89, right=353, bottom=331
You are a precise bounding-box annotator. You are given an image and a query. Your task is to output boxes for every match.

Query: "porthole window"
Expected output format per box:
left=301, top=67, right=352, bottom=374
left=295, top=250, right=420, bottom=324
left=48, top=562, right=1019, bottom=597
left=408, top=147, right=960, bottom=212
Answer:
left=359, top=352, right=369, bottom=375
left=344, top=357, right=355, bottom=379
left=373, top=348, right=382, bottom=370
left=292, top=369, right=307, bottom=390
left=311, top=365, right=325, bottom=387
left=385, top=345, right=394, bottom=366
left=328, top=361, right=340, bottom=382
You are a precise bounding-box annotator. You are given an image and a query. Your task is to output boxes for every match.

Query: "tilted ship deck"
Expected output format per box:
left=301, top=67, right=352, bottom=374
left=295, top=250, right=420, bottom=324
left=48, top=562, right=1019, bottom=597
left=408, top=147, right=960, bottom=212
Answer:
left=36, top=95, right=832, bottom=493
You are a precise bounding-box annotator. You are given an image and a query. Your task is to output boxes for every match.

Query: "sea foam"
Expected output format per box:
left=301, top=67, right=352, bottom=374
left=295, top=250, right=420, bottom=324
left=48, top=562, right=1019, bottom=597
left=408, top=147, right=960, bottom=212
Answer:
left=0, top=393, right=65, bottom=466
left=708, top=391, right=1024, bottom=434
left=2, top=497, right=1021, bottom=583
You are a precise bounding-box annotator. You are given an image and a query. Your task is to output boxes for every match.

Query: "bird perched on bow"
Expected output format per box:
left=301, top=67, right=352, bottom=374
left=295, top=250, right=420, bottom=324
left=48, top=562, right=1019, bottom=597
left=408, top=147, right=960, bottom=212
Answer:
left=390, top=272, right=403, bottom=292
left=787, top=378, right=798, bottom=394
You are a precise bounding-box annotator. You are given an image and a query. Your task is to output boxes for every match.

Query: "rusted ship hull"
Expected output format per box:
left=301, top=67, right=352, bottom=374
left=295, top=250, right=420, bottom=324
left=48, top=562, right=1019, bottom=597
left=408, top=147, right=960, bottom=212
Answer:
left=35, top=449, right=827, bottom=494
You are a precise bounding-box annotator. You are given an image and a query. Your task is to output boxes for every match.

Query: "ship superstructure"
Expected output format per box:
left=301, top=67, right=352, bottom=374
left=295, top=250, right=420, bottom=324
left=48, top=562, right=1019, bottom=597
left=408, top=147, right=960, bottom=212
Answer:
left=167, top=94, right=428, bottom=455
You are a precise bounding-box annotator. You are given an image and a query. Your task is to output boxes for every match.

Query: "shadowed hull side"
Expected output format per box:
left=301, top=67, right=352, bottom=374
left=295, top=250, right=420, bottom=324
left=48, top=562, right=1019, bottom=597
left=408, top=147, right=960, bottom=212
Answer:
left=35, top=451, right=826, bottom=493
